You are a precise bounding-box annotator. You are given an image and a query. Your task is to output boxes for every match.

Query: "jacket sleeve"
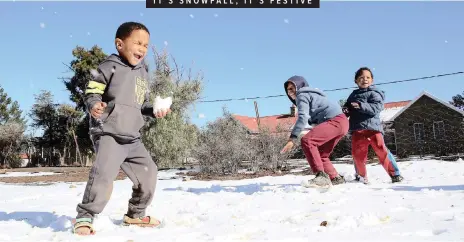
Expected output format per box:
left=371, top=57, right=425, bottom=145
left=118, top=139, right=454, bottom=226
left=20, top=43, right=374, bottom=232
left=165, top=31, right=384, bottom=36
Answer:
left=290, top=94, right=311, bottom=140
left=141, top=91, right=155, bottom=117
left=341, top=93, right=354, bottom=117
left=84, top=65, right=111, bottom=114
left=140, top=66, right=155, bottom=118
left=357, top=91, right=384, bottom=116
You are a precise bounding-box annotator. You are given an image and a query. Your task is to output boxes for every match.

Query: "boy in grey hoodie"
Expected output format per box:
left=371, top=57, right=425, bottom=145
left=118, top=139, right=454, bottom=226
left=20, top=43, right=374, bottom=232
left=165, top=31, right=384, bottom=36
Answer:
left=281, top=76, right=348, bottom=187
left=73, top=22, right=169, bottom=236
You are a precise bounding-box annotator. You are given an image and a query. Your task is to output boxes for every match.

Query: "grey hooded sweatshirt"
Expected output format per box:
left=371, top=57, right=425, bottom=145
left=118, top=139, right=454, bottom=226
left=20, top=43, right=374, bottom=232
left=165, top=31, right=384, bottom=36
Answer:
left=284, top=76, right=343, bottom=140
left=84, top=54, right=154, bottom=143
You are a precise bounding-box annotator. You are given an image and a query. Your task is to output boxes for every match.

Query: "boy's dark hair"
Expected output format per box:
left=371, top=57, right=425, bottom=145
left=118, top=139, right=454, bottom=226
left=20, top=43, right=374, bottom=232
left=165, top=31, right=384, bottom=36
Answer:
left=115, top=22, right=150, bottom=40
left=354, top=67, right=374, bottom=80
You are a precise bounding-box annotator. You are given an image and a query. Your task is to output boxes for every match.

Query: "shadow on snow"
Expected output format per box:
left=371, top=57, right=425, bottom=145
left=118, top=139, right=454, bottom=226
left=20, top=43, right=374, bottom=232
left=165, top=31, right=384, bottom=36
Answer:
left=0, top=211, right=73, bottom=232
left=163, top=183, right=302, bottom=195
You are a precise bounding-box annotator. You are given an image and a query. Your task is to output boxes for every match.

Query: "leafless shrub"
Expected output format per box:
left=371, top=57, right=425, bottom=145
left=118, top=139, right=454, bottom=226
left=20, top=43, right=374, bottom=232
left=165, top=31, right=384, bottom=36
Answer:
left=248, top=125, right=295, bottom=172
left=193, top=107, right=251, bottom=175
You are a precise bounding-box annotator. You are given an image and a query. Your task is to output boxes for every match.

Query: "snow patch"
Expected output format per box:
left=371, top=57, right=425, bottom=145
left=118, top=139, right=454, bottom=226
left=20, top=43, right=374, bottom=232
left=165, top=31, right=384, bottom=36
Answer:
left=0, top=160, right=463, bottom=241
left=0, top=172, right=60, bottom=178
left=380, top=106, right=404, bottom=122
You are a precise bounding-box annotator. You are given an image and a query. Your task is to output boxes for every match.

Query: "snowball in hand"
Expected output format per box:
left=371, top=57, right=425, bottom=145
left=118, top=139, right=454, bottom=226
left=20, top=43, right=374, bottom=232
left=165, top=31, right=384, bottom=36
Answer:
left=153, top=96, right=172, bottom=113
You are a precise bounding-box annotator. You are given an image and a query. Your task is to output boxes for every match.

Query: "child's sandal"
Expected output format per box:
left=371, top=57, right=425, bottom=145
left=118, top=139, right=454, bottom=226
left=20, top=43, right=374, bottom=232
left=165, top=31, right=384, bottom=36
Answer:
left=122, top=214, right=162, bottom=228
left=72, top=218, right=96, bottom=235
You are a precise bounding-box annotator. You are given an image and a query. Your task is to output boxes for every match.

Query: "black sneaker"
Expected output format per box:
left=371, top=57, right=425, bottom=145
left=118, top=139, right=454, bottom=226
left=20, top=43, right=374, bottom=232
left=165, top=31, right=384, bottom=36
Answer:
left=391, top=175, right=404, bottom=183
left=354, top=174, right=369, bottom=184
left=331, top=175, right=345, bottom=185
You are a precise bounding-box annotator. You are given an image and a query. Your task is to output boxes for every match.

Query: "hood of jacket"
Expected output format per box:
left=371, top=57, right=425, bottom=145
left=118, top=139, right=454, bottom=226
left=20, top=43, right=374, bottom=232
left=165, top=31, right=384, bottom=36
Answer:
left=284, top=75, right=309, bottom=105
left=284, top=76, right=326, bottom=105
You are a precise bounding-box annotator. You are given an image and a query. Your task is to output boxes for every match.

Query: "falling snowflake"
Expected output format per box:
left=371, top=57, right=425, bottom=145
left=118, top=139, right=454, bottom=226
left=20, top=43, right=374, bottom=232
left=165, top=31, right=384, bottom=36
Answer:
left=214, top=13, right=218, bottom=17
left=111, top=67, right=116, bottom=73
left=41, top=6, right=44, bottom=10
left=69, top=34, right=73, bottom=38
left=198, top=113, right=205, bottom=119
left=189, top=14, right=194, bottom=19
left=40, top=22, right=45, bottom=28
left=54, top=11, right=58, bottom=15
left=87, top=32, right=91, bottom=36
left=140, top=13, right=144, bottom=17
left=284, top=19, right=289, bottom=24
left=373, top=67, right=376, bottom=71
left=240, top=67, right=244, bottom=70
left=164, top=41, right=168, bottom=46
left=445, top=40, right=448, bottom=43
left=245, top=98, right=249, bottom=102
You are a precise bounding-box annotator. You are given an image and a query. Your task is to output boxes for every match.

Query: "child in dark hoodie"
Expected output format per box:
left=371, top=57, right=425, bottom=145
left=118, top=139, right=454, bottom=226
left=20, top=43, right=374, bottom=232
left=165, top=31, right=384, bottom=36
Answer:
left=281, top=76, right=349, bottom=187
left=343, top=67, right=403, bottom=184
left=73, top=22, right=169, bottom=236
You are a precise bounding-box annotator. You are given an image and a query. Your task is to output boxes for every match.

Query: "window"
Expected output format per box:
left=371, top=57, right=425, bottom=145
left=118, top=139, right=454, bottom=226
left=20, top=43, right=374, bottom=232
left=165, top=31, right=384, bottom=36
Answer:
left=413, top=123, right=424, bottom=142
left=433, top=121, right=445, bottom=139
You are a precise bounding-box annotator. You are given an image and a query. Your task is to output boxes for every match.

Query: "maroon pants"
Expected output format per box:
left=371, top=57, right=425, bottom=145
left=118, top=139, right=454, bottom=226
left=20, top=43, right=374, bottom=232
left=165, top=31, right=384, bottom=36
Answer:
left=300, top=114, right=349, bottom=179
left=351, top=130, right=401, bottom=178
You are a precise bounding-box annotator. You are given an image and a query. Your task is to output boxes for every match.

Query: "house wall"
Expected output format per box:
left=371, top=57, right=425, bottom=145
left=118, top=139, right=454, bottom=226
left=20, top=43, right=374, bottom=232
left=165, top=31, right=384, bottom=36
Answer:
left=394, top=95, right=464, bottom=157
left=21, top=158, right=30, bottom=168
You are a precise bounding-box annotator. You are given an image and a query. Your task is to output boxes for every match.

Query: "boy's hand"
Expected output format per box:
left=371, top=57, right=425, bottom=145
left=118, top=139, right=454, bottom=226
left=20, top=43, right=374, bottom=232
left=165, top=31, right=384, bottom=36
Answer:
left=153, top=96, right=172, bottom=118
left=351, top=102, right=360, bottom=109
left=154, top=108, right=171, bottom=118
left=342, top=107, right=350, bottom=117
left=342, top=107, right=350, bottom=114
left=90, top=102, right=107, bottom=119
left=280, top=140, right=294, bottom=154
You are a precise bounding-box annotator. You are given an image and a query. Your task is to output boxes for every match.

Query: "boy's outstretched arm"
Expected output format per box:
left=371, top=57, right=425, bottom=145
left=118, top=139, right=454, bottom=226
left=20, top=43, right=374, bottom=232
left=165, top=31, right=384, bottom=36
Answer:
left=289, top=95, right=311, bottom=141
left=356, top=91, right=384, bottom=116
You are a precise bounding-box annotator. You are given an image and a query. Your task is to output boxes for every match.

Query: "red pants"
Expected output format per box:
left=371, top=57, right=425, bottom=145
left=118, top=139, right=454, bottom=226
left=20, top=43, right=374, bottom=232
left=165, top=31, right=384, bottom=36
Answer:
left=351, top=130, right=401, bottom=178
left=300, top=114, right=349, bottom=179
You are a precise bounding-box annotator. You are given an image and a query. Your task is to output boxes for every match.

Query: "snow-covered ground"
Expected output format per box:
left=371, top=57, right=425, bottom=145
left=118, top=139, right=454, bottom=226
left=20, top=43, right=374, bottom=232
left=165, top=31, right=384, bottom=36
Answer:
left=0, top=172, right=60, bottom=178
left=1, top=159, right=464, bottom=241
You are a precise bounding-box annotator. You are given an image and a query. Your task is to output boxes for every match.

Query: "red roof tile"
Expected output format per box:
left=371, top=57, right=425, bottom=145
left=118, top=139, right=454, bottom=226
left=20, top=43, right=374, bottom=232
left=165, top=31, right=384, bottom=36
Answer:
left=19, top=153, right=29, bottom=159
left=232, top=114, right=296, bottom=134
left=384, top=100, right=411, bottom=109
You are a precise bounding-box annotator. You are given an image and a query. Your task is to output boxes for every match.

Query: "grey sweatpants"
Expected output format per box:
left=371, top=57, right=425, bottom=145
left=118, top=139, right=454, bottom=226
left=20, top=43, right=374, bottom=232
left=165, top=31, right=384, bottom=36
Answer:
left=76, top=135, right=158, bottom=219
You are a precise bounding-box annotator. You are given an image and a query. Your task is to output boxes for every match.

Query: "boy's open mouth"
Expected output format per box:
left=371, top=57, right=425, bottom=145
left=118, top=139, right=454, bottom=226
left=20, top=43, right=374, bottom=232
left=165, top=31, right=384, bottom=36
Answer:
left=134, top=54, right=143, bottom=60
